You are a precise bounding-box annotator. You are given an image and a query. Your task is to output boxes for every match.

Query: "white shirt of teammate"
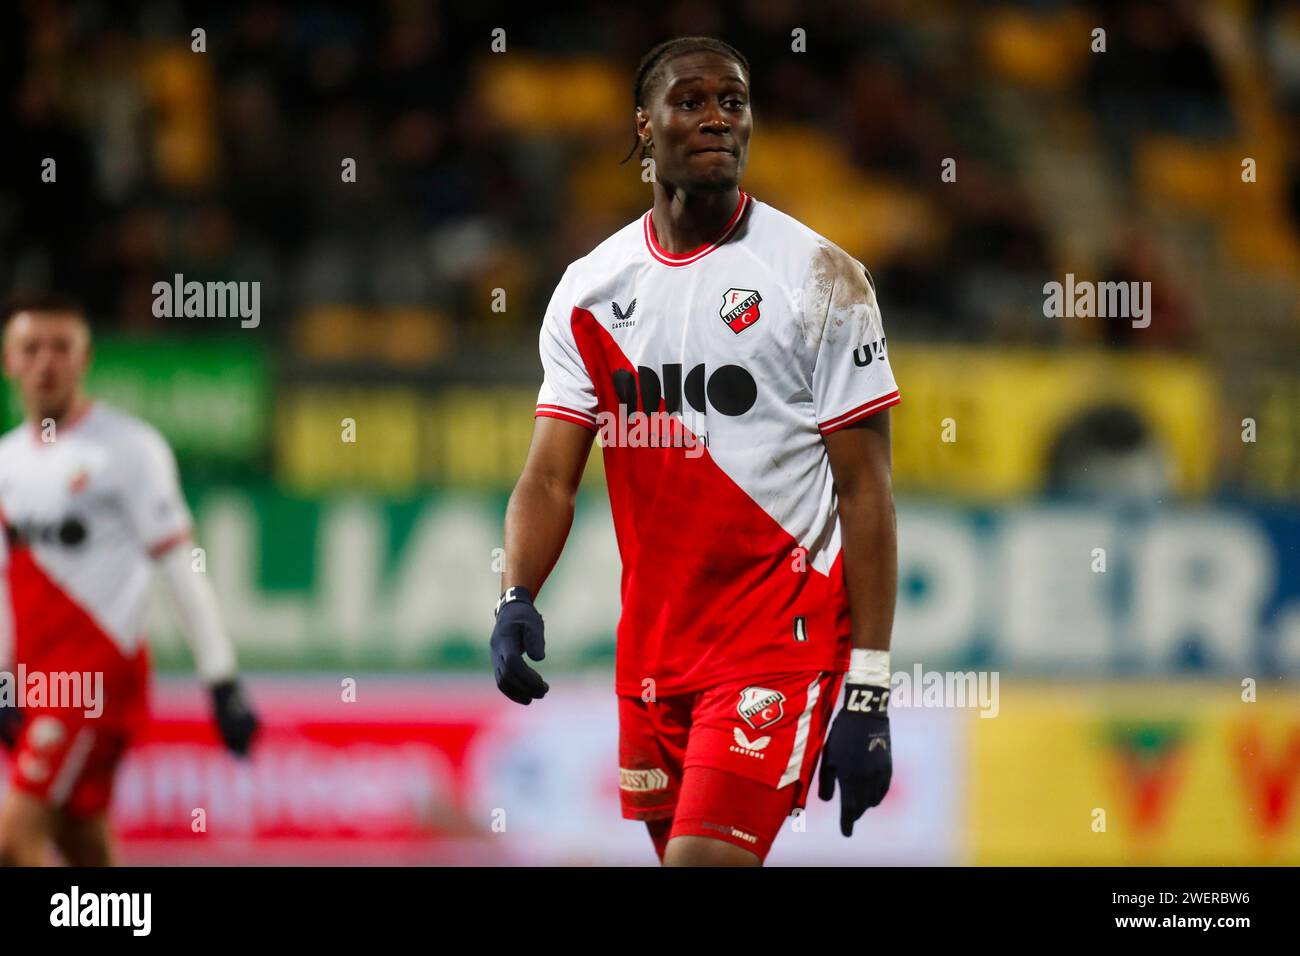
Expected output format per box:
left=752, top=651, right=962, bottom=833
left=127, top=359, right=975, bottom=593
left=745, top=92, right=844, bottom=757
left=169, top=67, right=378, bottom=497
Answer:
left=0, top=402, right=235, bottom=679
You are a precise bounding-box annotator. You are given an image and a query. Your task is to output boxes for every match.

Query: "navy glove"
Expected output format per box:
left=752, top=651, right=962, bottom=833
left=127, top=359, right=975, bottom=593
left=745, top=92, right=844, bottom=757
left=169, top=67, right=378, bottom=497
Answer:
left=211, top=679, right=259, bottom=757
left=490, top=586, right=549, bottom=705
left=817, top=683, right=892, bottom=836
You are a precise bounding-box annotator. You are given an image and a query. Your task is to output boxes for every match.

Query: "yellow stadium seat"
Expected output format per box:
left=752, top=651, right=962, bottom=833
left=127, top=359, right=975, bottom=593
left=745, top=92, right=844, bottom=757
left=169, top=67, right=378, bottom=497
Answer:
left=1136, top=136, right=1234, bottom=215
left=980, top=7, right=1090, bottom=90
left=474, top=56, right=626, bottom=135
left=377, top=308, right=451, bottom=366
left=1223, top=217, right=1300, bottom=275
left=294, top=305, right=369, bottom=362
left=745, top=124, right=938, bottom=261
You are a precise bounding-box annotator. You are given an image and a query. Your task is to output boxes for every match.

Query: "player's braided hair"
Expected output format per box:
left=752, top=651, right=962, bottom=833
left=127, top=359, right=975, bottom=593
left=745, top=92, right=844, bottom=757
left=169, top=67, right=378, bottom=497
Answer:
left=619, top=36, right=751, bottom=165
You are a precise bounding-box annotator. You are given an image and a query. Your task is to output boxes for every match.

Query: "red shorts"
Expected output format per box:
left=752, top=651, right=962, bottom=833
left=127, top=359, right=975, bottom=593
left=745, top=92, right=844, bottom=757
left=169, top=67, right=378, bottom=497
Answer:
left=7, top=655, right=149, bottom=818
left=619, top=670, right=844, bottom=861
left=9, top=714, right=134, bottom=817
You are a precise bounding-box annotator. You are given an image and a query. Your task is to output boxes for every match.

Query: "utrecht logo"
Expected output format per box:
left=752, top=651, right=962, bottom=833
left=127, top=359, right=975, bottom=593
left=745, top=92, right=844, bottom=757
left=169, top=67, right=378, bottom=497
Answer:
left=737, top=686, right=786, bottom=729
left=720, top=287, right=762, bottom=334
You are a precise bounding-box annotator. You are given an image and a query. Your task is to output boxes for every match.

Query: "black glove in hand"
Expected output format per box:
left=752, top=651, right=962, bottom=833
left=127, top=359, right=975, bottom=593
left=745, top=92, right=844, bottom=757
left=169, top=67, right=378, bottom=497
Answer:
left=0, top=698, right=21, bottom=750
left=211, top=679, right=259, bottom=757
left=490, top=586, right=548, bottom=705
left=817, top=683, right=892, bottom=836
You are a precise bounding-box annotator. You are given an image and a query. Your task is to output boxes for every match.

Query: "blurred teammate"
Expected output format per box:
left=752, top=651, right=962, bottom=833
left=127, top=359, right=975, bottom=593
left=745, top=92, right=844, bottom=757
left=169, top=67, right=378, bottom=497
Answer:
left=0, top=295, right=259, bottom=866
left=490, top=37, right=900, bottom=866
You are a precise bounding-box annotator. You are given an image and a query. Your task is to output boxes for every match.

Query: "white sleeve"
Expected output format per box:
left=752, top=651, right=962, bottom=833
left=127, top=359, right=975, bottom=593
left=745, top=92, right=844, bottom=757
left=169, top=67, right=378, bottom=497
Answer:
left=122, top=427, right=237, bottom=682
left=535, top=267, right=598, bottom=432
left=808, top=254, right=901, bottom=434
left=123, top=427, right=194, bottom=554
left=155, top=544, right=238, bottom=683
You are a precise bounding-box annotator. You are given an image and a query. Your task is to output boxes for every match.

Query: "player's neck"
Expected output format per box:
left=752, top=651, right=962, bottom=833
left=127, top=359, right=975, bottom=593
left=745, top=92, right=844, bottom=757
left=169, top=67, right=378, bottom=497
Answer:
left=28, top=393, right=93, bottom=430
left=649, top=186, right=742, bottom=254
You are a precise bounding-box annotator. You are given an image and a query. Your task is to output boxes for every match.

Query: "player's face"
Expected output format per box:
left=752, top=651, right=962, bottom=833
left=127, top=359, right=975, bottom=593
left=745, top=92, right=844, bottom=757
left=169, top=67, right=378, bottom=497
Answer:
left=639, top=52, right=751, bottom=193
left=3, top=311, right=91, bottom=419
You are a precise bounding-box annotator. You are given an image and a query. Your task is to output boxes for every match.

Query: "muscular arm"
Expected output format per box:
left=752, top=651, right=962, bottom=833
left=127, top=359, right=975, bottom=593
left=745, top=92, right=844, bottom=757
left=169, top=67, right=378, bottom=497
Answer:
left=817, top=408, right=897, bottom=834
left=501, top=417, right=596, bottom=596
left=823, top=409, right=896, bottom=652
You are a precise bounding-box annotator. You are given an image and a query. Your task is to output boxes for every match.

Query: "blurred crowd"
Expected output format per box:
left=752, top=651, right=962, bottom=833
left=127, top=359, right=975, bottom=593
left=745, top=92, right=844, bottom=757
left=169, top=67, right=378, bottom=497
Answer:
left=2, top=0, right=1298, bottom=367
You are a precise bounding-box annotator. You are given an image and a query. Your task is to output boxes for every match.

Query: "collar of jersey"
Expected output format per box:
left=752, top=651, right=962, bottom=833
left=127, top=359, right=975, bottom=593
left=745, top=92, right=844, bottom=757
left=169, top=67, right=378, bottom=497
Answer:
left=28, top=399, right=97, bottom=442
left=643, top=188, right=751, bottom=267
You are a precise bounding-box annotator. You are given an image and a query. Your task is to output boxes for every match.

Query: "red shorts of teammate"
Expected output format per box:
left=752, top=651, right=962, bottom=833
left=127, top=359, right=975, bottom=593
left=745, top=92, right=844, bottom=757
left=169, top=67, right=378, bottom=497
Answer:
left=7, top=652, right=149, bottom=818
left=619, top=670, right=844, bottom=862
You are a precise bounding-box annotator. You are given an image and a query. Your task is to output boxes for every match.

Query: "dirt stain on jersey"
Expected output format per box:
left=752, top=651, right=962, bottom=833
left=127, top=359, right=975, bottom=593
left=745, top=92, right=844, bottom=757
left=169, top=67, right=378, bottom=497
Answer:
left=801, top=242, right=881, bottom=349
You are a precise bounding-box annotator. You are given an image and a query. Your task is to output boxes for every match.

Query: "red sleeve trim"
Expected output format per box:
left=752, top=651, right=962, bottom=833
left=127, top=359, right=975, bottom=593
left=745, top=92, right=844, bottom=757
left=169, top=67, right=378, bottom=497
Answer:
left=148, top=527, right=193, bottom=559
left=818, top=390, right=900, bottom=434
left=536, top=404, right=599, bottom=433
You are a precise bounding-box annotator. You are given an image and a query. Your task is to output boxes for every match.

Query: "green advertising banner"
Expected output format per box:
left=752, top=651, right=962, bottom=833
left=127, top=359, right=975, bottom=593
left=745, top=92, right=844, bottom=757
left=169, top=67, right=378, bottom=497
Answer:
left=2, top=337, right=269, bottom=468
left=145, top=483, right=1300, bottom=679
left=146, top=482, right=620, bottom=673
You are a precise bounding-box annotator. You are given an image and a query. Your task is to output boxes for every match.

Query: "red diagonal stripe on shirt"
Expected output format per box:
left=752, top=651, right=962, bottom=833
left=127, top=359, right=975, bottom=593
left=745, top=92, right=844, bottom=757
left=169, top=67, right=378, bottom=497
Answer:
left=567, top=307, right=851, bottom=697
left=6, top=546, right=149, bottom=728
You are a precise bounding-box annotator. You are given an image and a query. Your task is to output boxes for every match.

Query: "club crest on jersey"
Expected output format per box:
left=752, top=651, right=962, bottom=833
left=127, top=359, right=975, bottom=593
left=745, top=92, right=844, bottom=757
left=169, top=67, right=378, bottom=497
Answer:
left=737, top=686, right=785, bottom=729
left=68, top=469, right=90, bottom=494
left=720, top=288, right=762, bottom=334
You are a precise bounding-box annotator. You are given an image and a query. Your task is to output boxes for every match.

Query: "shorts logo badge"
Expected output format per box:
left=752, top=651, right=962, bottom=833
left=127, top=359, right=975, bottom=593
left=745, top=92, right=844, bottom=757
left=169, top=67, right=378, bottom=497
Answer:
left=737, top=686, right=785, bottom=729
left=732, top=727, right=771, bottom=754
left=720, top=288, right=762, bottom=334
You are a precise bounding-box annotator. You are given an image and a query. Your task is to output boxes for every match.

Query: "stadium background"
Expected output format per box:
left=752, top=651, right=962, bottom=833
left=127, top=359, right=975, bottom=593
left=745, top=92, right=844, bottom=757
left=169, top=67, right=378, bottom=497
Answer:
left=2, top=0, right=1298, bottom=864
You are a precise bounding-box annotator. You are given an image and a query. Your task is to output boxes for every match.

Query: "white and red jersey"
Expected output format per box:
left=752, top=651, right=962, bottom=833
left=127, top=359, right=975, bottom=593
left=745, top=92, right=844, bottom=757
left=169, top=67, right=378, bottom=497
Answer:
left=0, top=402, right=192, bottom=725
left=535, top=188, right=900, bottom=697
